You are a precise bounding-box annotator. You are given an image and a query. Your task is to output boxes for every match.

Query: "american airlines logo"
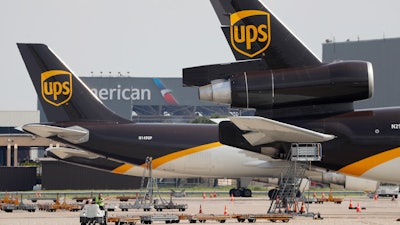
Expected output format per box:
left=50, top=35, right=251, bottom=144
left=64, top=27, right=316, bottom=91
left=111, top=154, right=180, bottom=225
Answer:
left=91, top=85, right=151, bottom=101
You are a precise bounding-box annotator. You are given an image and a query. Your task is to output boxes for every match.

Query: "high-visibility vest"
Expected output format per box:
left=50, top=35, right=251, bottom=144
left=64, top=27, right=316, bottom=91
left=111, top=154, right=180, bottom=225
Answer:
left=95, top=196, right=104, bottom=206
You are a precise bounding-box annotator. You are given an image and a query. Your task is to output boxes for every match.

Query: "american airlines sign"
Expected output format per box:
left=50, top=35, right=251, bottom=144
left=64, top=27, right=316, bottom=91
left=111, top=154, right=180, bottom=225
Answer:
left=91, top=85, right=151, bottom=101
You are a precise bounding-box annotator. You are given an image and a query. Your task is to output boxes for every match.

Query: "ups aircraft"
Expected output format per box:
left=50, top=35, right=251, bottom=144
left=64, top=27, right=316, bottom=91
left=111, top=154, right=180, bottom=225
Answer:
left=184, top=0, right=400, bottom=187
left=17, top=0, right=396, bottom=196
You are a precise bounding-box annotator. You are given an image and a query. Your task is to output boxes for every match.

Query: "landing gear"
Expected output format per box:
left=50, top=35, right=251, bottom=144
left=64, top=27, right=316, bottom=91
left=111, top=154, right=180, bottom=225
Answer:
left=229, top=188, right=252, bottom=197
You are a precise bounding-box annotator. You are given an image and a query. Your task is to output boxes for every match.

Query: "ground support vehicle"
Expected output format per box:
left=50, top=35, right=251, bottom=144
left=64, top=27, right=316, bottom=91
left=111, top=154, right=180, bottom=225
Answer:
left=0, top=194, right=19, bottom=212
left=154, top=197, right=188, bottom=212
left=119, top=201, right=152, bottom=212
left=18, top=201, right=37, bottom=212
left=1, top=204, right=15, bottom=212
left=316, top=192, right=343, bottom=204
left=105, top=203, right=118, bottom=211
left=180, top=214, right=230, bottom=223
left=108, top=216, right=140, bottom=225
left=231, top=213, right=292, bottom=223
left=30, top=197, right=57, bottom=203
left=80, top=204, right=107, bottom=225
left=117, top=195, right=139, bottom=202
left=140, top=214, right=180, bottom=224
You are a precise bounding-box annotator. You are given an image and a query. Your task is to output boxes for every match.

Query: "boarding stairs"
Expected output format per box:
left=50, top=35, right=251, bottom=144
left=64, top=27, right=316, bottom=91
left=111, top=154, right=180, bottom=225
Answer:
left=268, top=143, right=322, bottom=214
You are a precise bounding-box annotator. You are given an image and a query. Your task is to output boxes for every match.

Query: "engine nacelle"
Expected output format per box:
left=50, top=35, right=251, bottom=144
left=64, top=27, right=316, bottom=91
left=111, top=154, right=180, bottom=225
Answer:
left=199, top=61, right=374, bottom=109
left=319, top=172, right=378, bottom=192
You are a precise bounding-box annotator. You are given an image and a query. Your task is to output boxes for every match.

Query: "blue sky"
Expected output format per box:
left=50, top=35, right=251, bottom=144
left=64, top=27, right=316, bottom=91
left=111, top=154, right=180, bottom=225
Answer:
left=1, top=0, right=400, bottom=110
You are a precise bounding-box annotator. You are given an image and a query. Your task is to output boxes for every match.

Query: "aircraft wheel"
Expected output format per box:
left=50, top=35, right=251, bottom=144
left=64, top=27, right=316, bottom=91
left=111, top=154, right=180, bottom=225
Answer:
left=242, top=188, right=252, bottom=197
left=268, top=189, right=279, bottom=200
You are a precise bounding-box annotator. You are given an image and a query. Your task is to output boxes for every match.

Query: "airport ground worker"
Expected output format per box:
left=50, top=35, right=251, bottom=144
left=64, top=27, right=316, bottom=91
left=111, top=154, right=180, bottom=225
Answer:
left=95, top=193, right=105, bottom=210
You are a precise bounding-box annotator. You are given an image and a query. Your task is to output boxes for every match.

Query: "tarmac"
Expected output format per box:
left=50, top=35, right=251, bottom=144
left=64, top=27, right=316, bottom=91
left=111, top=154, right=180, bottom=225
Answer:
left=1, top=195, right=400, bottom=225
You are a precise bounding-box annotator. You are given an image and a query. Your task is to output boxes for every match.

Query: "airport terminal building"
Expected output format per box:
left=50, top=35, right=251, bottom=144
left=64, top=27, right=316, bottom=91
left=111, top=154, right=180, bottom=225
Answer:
left=1, top=37, right=400, bottom=190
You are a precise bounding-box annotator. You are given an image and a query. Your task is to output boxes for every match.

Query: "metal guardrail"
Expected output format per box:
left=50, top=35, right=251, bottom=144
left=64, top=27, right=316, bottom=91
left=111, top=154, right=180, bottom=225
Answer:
left=0, top=190, right=366, bottom=198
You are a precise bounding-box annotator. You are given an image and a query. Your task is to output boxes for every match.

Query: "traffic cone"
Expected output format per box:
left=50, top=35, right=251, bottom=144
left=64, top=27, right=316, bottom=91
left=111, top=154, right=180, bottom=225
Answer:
left=224, top=205, right=228, bottom=215
left=213, top=191, right=217, bottom=198
left=300, top=201, right=306, bottom=214
left=373, top=193, right=378, bottom=200
left=286, top=203, right=291, bottom=213
left=392, top=195, right=396, bottom=201
left=202, top=192, right=206, bottom=199
left=321, top=192, right=325, bottom=200
left=210, top=193, right=213, bottom=198
left=348, top=199, right=354, bottom=209
left=313, top=192, right=317, bottom=200
left=293, top=201, right=299, bottom=213
left=230, top=193, right=234, bottom=202
left=356, top=203, right=361, bottom=212
left=199, top=204, right=203, bottom=213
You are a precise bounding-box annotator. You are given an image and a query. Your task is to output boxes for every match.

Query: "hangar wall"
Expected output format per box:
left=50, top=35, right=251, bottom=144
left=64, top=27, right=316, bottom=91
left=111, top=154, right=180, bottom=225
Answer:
left=41, top=159, right=141, bottom=190
left=0, top=167, right=36, bottom=191
left=323, top=37, right=400, bottom=109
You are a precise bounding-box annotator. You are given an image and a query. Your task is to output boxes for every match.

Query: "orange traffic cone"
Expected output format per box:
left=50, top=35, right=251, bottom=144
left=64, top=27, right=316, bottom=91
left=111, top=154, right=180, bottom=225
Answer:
left=202, top=192, right=206, bottom=199
left=230, top=193, right=234, bottom=202
left=356, top=203, right=361, bottom=212
left=293, top=201, right=299, bottom=213
left=348, top=199, right=354, bottom=209
left=224, top=205, right=228, bottom=215
left=300, top=201, right=306, bottom=214
left=213, top=191, right=217, bottom=198
left=199, top=204, right=203, bottom=213
left=374, top=193, right=378, bottom=200
left=286, top=204, right=291, bottom=213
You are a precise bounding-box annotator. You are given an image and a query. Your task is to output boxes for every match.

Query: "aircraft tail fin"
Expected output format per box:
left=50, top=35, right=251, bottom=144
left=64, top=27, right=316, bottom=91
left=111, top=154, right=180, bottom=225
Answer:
left=210, top=0, right=321, bottom=69
left=17, top=43, right=131, bottom=123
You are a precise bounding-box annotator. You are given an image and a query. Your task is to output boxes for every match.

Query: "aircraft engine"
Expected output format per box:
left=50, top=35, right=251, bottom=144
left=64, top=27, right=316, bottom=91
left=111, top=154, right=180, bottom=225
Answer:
left=320, top=172, right=378, bottom=192
left=198, top=61, right=374, bottom=109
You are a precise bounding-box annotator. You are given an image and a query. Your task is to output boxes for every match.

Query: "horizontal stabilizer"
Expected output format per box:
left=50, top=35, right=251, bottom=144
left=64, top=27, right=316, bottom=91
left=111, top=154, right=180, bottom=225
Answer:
left=23, top=124, right=89, bottom=144
left=45, top=146, right=127, bottom=172
left=230, top=116, right=335, bottom=146
left=46, top=147, right=101, bottom=160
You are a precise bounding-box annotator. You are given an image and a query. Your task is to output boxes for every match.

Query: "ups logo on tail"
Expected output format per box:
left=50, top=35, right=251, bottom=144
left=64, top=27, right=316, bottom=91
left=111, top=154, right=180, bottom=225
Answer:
left=41, top=70, right=72, bottom=106
left=230, top=10, right=271, bottom=58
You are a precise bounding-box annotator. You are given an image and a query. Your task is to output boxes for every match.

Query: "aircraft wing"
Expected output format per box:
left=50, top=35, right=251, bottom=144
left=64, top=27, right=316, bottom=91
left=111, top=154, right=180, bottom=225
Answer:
left=22, top=124, right=89, bottom=144
left=229, top=116, right=336, bottom=146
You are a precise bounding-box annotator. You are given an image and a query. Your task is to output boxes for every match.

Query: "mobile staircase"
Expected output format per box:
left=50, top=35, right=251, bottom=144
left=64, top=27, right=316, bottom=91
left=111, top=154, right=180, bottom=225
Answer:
left=268, top=143, right=322, bottom=215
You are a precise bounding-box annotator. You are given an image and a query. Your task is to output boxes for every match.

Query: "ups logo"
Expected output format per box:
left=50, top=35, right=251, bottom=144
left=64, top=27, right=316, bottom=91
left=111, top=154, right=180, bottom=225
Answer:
left=230, top=10, right=271, bottom=58
left=41, top=70, right=72, bottom=106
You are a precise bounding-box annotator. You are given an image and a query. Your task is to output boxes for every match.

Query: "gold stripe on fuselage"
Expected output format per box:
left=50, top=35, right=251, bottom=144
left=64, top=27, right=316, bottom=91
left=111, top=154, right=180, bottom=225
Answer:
left=112, top=163, right=134, bottom=174
left=112, top=142, right=223, bottom=174
left=339, top=147, right=400, bottom=176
